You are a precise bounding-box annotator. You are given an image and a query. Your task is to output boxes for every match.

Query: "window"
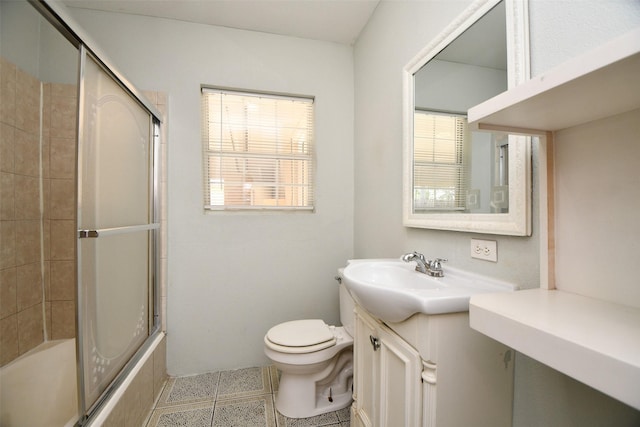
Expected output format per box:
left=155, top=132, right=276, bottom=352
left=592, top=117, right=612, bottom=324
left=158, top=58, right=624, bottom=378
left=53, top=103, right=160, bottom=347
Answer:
left=413, top=111, right=469, bottom=211
left=201, top=87, right=314, bottom=211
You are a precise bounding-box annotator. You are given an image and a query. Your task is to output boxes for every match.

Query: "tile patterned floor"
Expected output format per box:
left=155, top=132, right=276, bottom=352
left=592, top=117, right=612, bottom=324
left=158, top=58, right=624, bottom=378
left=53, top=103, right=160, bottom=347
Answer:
left=145, top=366, right=351, bottom=427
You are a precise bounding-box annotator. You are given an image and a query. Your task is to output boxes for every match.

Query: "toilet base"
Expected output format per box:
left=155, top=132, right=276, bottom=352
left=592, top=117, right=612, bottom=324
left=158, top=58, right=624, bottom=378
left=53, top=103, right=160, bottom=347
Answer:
left=274, top=350, right=353, bottom=419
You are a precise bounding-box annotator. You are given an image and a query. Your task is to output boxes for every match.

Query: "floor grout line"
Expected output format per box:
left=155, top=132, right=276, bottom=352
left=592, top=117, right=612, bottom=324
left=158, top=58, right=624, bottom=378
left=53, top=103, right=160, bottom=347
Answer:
left=145, top=365, right=350, bottom=427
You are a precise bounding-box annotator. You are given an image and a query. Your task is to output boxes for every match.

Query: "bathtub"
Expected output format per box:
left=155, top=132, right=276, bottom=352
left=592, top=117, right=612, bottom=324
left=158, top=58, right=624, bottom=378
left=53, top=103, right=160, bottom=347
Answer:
left=0, top=339, right=79, bottom=427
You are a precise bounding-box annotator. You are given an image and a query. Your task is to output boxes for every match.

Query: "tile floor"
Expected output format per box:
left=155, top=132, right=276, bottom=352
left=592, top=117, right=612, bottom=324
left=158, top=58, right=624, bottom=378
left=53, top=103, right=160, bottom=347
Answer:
left=144, top=366, right=351, bottom=427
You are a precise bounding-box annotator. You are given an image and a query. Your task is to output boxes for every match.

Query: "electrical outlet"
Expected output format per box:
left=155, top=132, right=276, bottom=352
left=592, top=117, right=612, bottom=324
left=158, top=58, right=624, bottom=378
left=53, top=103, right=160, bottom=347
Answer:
left=470, top=239, right=497, bottom=262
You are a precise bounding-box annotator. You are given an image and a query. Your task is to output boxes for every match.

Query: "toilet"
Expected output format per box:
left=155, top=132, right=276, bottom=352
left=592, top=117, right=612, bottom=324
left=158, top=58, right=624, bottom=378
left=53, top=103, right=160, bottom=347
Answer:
left=264, top=279, right=355, bottom=418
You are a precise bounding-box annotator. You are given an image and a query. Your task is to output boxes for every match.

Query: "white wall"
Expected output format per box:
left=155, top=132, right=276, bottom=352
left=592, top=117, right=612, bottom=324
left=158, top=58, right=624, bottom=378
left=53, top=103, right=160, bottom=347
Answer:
left=354, top=0, right=639, bottom=425
left=67, top=9, right=355, bottom=375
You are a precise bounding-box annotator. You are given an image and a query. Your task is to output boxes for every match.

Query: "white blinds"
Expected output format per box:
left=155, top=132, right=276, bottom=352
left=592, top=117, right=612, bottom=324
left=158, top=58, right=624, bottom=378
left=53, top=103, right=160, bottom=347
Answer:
left=413, top=112, right=469, bottom=210
left=201, top=88, right=314, bottom=210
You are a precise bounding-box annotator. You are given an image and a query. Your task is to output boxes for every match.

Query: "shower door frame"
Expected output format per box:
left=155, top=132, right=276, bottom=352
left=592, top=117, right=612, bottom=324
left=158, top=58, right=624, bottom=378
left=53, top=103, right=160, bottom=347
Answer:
left=27, top=1, right=164, bottom=424
left=76, top=44, right=162, bottom=419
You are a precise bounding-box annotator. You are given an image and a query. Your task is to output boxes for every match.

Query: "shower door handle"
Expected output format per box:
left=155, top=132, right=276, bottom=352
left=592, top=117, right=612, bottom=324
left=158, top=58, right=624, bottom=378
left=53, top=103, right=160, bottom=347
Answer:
left=78, top=230, right=100, bottom=238
left=78, top=223, right=160, bottom=238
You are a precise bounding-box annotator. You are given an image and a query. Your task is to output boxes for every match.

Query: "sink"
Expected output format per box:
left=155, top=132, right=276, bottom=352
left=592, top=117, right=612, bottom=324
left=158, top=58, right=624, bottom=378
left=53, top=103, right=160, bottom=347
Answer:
left=342, top=258, right=518, bottom=323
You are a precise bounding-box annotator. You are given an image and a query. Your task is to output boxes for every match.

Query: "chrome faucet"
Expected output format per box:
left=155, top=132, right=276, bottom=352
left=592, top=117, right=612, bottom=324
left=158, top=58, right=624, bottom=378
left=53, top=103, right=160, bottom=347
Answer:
left=402, top=252, right=429, bottom=273
left=401, top=252, right=447, bottom=277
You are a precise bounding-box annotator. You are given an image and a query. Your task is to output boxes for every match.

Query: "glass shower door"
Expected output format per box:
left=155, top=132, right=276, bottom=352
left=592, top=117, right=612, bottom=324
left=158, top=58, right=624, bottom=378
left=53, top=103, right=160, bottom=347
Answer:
left=77, top=47, right=158, bottom=410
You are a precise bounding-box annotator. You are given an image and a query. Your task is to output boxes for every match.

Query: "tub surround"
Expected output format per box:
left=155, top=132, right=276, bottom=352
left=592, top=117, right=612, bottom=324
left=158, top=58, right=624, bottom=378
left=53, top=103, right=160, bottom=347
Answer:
left=0, top=56, right=77, bottom=367
left=0, top=49, right=170, bottom=426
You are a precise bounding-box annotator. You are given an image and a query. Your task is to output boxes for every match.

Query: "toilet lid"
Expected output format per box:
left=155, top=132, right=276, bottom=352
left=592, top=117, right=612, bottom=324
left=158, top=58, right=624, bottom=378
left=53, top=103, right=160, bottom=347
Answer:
left=266, top=319, right=336, bottom=349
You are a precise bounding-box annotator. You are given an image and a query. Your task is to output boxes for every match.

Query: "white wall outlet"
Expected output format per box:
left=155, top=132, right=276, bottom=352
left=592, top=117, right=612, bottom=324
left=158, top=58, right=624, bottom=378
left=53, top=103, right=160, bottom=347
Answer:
left=470, top=239, right=498, bottom=262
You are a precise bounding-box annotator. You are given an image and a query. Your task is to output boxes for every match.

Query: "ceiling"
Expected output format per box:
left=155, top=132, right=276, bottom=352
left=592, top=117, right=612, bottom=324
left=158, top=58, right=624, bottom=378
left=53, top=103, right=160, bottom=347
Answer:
left=62, top=0, right=380, bottom=45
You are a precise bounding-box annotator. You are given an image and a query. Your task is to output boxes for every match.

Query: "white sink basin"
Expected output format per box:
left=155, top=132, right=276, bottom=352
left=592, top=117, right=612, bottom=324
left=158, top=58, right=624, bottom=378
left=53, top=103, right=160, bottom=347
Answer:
left=342, top=259, right=518, bottom=323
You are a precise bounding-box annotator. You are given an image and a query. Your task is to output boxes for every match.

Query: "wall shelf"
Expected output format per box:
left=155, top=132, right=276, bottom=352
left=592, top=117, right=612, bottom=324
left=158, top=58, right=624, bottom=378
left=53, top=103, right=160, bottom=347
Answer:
left=466, top=26, right=640, bottom=411
left=468, top=28, right=640, bottom=133
left=470, top=289, right=640, bottom=410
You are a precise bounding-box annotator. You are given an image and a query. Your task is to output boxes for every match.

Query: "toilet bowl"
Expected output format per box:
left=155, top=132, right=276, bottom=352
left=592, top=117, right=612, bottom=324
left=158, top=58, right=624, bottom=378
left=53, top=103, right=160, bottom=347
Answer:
left=264, top=281, right=355, bottom=418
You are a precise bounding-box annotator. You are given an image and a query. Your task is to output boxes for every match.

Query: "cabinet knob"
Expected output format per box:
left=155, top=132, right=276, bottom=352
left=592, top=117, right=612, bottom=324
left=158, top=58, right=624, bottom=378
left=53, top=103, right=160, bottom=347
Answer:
left=369, top=335, right=380, bottom=351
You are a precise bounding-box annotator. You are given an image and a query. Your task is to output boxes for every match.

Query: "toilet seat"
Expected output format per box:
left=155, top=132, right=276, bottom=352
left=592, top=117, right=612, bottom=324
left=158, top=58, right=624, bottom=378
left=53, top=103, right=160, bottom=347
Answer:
left=265, top=319, right=337, bottom=354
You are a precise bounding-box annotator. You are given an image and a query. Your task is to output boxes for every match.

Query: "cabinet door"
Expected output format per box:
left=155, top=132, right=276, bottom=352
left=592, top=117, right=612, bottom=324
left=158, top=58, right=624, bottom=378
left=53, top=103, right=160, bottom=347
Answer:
left=354, top=307, right=379, bottom=427
left=378, top=324, right=422, bottom=427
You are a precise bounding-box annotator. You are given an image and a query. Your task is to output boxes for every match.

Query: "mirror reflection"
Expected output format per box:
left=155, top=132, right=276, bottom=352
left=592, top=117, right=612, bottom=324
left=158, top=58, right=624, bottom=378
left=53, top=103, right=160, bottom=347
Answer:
left=403, top=0, right=531, bottom=236
left=412, top=1, right=508, bottom=214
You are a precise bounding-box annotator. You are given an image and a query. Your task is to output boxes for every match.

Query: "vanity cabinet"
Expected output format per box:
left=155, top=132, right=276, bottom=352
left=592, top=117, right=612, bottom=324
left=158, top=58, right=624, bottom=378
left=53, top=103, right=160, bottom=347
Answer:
left=352, top=306, right=421, bottom=427
left=351, top=304, right=514, bottom=427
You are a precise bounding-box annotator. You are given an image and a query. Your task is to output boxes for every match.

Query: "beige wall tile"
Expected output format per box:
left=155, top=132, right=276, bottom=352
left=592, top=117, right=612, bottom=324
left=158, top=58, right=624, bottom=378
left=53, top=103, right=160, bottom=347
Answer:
left=124, top=355, right=154, bottom=427
left=51, top=83, right=77, bottom=99
left=45, top=301, right=51, bottom=340
left=51, top=300, right=75, bottom=339
left=50, top=96, right=77, bottom=139
left=42, top=178, right=50, bottom=220
left=14, top=174, right=40, bottom=220
left=1, top=220, right=16, bottom=269
left=0, top=172, right=15, bottom=220
left=153, top=335, right=167, bottom=400
left=0, top=314, right=18, bottom=366
left=156, top=91, right=167, bottom=106
left=43, top=260, right=50, bottom=301
left=160, top=143, right=167, bottom=183
left=159, top=220, right=167, bottom=259
left=16, top=302, right=43, bottom=354
left=142, top=90, right=157, bottom=105
left=50, top=178, right=75, bottom=219
left=0, top=57, right=17, bottom=127
left=15, top=67, right=39, bottom=133
left=16, top=262, right=42, bottom=311
left=0, top=122, right=15, bottom=173
left=42, top=83, right=51, bottom=142
left=15, top=220, right=41, bottom=266
left=42, top=135, right=50, bottom=179
left=50, top=260, right=74, bottom=301
left=102, top=397, right=126, bottom=427
left=42, top=219, right=50, bottom=261
left=160, top=296, right=167, bottom=332
left=155, top=103, right=167, bottom=119
left=0, top=267, right=17, bottom=319
left=50, top=220, right=75, bottom=260
left=50, top=137, right=75, bottom=179
left=14, top=129, right=39, bottom=177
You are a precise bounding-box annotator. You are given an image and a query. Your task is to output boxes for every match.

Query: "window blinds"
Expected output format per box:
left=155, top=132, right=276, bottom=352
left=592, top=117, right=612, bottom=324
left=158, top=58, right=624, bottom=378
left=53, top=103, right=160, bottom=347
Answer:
left=413, top=112, right=469, bottom=211
left=201, top=88, right=314, bottom=210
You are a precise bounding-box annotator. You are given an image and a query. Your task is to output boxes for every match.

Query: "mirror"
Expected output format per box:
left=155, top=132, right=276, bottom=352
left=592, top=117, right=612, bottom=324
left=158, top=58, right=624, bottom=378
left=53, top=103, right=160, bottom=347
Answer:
left=403, top=0, right=531, bottom=235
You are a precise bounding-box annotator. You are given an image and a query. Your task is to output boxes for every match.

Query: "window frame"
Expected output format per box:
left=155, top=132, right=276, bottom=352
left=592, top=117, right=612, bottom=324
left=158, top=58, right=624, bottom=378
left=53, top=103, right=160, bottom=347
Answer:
left=201, top=86, right=315, bottom=212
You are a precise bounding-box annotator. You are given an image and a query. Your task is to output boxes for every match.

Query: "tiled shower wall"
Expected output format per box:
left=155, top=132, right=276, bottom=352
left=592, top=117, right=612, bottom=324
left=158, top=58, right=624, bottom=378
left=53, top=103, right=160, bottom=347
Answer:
left=0, top=56, right=77, bottom=367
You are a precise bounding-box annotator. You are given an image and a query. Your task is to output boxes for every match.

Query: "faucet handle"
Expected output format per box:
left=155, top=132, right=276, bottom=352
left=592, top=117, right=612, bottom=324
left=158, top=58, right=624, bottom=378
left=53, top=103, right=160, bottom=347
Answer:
left=430, top=258, right=447, bottom=270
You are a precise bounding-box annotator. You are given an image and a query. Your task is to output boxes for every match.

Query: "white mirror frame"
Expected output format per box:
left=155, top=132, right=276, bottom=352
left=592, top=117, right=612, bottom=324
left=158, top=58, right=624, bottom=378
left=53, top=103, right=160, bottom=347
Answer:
left=403, top=0, right=532, bottom=236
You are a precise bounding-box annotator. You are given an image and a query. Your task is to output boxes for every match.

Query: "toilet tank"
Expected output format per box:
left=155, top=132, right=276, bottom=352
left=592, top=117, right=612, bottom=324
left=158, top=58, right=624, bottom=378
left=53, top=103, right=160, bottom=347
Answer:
left=338, top=268, right=356, bottom=337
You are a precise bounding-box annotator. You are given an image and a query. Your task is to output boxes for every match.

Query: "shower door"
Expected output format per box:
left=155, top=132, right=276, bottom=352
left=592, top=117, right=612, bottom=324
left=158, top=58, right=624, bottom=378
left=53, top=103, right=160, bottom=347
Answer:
left=77, top=46, right=159, bottom=411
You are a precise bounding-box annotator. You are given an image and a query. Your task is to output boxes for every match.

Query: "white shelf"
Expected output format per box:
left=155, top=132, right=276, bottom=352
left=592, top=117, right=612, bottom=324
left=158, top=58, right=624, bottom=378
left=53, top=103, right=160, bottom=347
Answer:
left=469, top=289, right=640, bottom=410
left=468, top=28, right=640, bottom=133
